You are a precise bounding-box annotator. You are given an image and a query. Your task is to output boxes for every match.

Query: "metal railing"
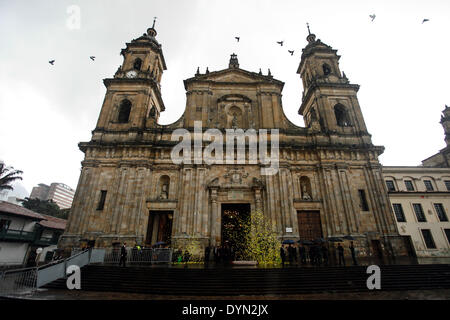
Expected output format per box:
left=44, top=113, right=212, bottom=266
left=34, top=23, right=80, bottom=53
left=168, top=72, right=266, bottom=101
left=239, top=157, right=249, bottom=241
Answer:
left=0, top=267, right=38, bottom=295
left=0, top=249, right=91, bottom=296
left=102, top=248, right=173, bottom=264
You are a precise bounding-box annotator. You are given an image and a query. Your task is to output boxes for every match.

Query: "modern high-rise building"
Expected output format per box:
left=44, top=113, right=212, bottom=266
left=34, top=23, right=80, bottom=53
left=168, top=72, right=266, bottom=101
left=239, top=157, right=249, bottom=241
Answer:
left=30, top=183, right=75, bottom=209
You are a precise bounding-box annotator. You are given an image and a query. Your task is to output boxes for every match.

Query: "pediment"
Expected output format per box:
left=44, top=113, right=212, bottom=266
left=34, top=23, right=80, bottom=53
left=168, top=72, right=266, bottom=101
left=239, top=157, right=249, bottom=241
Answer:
left=205, top=70, right=263, bottom=83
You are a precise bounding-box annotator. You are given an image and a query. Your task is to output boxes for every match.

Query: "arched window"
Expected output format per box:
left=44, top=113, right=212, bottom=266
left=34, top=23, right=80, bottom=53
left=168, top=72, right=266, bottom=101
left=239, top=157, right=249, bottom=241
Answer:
left=334, top=104, right=351, bottom=127
left=118, top=99, right=131, bottom=123
left=322, top=63, right=331, bottom=76
left=133, top=58, right=142, bottom=71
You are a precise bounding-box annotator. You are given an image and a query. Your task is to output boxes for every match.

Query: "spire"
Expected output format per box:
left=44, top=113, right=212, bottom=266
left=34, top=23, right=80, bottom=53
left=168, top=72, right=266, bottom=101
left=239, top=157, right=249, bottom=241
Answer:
left=206, top=67, right=209, bottom=74
left=229, top=53, right=239, bottom=68
left=195, top=67, right=200, bottom=76
left=306, top=22, right=316, bottom=43
left=147, top=17, right=158, bottom=38
left=268, top=68, right=272, bottom=77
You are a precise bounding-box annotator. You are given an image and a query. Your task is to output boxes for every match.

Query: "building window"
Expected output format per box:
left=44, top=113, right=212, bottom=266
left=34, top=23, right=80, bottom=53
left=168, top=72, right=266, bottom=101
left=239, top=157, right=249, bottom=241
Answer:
left=118, top=99, right=132, bottom=123
left=434, top=203, right=448, bottom=222
left=444, top=229, right=450, bottom=245
left=405, top=180, right=414, bottom=191
left=97, top=190, right=107, bottom=210
left=445, top=180, right=450, bottom=191
left=392, top=204, right=406, bottom=222
left=0, top=219, right=11, bottom=231
left=413, top=203, right=427, bottom=222
left=421, top=229, right=436, bottom=249
left=133, top=58, right=142, bottom=71
left=334, top=104, right=351, bottom=127
left=424, top=180, right=434, bottom=191
left=385, top=180, right=396, bottom=192
left=322, top=63, right=331, bottom=76
left=358, top=189, right=369, bottom=211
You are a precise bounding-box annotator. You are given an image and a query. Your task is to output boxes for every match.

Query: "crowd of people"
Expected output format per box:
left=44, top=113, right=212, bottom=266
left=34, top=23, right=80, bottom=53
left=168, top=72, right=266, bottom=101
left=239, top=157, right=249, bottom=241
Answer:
left=116, top=240, right=360, bottom=267
left=280, top=241, right=359, bottom=267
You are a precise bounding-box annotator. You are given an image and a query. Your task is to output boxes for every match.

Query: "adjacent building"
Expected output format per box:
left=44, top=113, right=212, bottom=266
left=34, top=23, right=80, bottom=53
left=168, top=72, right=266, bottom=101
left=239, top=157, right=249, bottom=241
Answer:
left=0, top=201, right=66, bottom=267
left=383, top=167, right=450, bottom=260
left=59, top=25, right=408, bottom=261
left=30, top=183, right=75, bottom=209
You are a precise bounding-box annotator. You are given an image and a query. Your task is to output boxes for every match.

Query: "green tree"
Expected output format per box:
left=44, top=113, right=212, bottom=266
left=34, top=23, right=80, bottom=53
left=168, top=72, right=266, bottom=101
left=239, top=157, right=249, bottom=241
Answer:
left=20, top=197, right=67, bottom=219
left=225, top=209, right=281, bottom=265
left=0, top=162, right=23, bottom=192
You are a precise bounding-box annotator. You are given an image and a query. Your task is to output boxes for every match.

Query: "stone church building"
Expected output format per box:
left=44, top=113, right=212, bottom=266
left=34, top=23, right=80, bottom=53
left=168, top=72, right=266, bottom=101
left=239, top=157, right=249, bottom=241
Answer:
left=59, top=24, right=408, bottom=259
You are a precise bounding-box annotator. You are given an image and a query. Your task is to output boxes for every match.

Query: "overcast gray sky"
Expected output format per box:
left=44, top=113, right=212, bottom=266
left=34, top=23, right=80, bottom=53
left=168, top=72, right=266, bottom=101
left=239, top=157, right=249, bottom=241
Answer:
left=0, top=0, right=449, bottom=195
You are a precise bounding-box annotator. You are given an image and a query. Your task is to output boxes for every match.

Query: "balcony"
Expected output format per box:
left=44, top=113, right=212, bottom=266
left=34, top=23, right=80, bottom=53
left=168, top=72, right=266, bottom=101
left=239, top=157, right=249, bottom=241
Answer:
left=34, top=236, right=59, bottom=246
left=0, top=228, right=35, bottom=242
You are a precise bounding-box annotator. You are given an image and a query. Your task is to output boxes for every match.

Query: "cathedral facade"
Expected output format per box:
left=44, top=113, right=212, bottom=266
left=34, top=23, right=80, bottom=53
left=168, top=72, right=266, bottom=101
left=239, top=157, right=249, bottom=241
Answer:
left=59, top=25, right=408, bottom=259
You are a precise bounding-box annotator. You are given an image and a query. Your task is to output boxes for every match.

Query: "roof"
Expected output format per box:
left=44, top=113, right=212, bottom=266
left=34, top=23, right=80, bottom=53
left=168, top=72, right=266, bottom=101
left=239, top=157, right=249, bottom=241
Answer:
left=0, top=200, right=45, bottom=220
left=38, top=214, right=67, bottom=230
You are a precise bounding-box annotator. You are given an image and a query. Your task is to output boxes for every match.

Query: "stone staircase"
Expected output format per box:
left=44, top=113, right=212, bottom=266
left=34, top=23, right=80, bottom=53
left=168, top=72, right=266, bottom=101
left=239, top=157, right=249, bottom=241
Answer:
left=45, top=264, right=450, bottom=295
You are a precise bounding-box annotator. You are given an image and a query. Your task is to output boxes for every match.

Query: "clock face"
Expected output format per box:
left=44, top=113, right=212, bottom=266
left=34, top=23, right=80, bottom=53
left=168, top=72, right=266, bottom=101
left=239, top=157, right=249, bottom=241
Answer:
left=126, top=70, right=138, bottom=78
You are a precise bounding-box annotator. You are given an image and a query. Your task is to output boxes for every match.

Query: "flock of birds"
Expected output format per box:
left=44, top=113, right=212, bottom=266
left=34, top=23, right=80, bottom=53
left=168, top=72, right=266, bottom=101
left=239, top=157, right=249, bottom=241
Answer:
left=48, top=56, right=95, bottom=65
left=47, top=15, right=432, bottom=65
left=232, top=15, right=432, bottom=59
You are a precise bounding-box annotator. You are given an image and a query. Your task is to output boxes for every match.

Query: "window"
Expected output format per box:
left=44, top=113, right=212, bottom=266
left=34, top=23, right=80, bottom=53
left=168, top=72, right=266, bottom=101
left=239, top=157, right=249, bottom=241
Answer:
left=133, top=58, right=142, bottom=71
left=392, top=204, right=406, bottom=222
left=424, top=180, right=434, bottom=191
left=358, top=189, right=369, bottom=211
left=97, top=190, right=107, bottom=210
left=405, top=180, right=414, bottom=191
left=445, top=180, right=450, bottom=191
left=334, top=104, right=351, bottom=127
left=413, top=203, right=426, bottom=222
left=118, top=99, right=132, bottom=123
left=421, top=229, right=436, bottom=249
left=434, top=203, right=448, bottom=222
left=322, top=63, right=331, bottom=76
left=444, top=229, right=450, bottom=245
left=0, top=219, right=11, bottom=231
left=386, top=180, right=396, bottom=191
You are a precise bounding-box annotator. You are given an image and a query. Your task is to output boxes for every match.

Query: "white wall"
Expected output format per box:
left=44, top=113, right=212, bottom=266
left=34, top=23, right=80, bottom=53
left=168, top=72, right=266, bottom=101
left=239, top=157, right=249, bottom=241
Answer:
left=0, top=242, right=29, bottom=265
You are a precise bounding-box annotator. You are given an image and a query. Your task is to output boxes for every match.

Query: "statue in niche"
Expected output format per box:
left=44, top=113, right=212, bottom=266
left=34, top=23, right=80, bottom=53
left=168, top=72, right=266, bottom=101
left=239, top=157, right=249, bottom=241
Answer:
left=232, top=113, right=238, bottom=129
left=301, top=184, right=312, bottom=200
left=159, top=183, right=169, bottom=199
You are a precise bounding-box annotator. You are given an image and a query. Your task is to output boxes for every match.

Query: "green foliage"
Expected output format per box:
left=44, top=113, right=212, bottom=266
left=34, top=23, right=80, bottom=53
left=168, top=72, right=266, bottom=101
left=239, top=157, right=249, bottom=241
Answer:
left=225, top=209, right=281, bottom=265
left=20, top=197, right=68, bottom=219
left=0, top=162, right=23, bottom=192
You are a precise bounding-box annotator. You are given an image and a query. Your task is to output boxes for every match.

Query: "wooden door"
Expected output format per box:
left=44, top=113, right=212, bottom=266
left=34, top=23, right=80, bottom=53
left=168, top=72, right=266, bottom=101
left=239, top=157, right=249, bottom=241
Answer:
left=297, top=210, right=323, bottom=240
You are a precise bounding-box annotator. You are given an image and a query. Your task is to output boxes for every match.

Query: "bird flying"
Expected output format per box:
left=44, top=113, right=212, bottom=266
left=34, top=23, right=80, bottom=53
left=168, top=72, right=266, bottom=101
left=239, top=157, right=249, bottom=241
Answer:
left=422, top=18, right=430, bottom=24
left=235, top=37, right=240, bottom=42
left=48, top=60, right=55, bottom=65
left=277, top=41, right=284, bottom=46
left=288, top=50, right=294, bottom=56
left=90, top=56, right=96, bottom=61
left=369, top=14, right=376, bottom=22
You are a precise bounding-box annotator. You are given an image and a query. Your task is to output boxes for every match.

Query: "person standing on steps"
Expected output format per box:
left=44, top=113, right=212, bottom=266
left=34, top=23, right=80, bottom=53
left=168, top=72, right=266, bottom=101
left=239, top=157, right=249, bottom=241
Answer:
left=337, top=243, right=345, bottom=266
left=350, top=241, right=358, bottom=266
left=280, top=245, right=286, bottom=267
left=119, top=242, right=127, bottom=267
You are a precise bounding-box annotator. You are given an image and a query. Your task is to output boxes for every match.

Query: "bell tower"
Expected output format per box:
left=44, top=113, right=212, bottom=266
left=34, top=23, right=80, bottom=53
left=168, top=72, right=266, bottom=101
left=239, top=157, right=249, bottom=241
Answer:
left=92, top=19, right=167, bottom=143
left=297, top=25, right=372, bottom=146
